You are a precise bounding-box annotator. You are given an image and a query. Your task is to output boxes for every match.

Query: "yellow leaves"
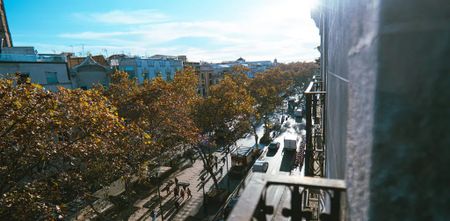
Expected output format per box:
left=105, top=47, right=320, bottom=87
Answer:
left=13, top=100, right=22, bottom=108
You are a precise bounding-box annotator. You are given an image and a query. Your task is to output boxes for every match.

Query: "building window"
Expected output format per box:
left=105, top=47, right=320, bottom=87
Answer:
left=45, top=72, right=58, bottom=84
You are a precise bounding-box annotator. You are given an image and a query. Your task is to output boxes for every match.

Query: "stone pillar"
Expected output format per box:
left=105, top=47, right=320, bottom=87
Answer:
left=0, top=0, right=12, bottom=47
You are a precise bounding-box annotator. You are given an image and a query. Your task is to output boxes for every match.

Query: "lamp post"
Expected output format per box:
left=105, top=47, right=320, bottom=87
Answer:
left=155, top=169, right=164, bottom=221
left=200, top=176, right=207, bottom=214
left=222, top=153, right=230, bottom=192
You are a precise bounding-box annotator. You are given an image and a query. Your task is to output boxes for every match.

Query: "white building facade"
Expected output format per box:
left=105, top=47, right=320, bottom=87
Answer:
left=116, top=55, right=184, bottom=83
left=0, top=47, right=72, bottom=91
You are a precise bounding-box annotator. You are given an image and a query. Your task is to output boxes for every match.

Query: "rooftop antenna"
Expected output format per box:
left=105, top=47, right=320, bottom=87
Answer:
left=102, top=48, right=108, bottom=57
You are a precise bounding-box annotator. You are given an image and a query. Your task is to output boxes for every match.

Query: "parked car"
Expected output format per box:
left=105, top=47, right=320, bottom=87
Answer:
left=268, top=142, right=280, bottom=151
left=252, top=160, right=269, bottom=173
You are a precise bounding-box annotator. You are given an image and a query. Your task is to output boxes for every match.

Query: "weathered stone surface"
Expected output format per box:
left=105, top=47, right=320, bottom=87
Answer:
left=370, top=0, right=450, bottom=220
left=316, top=0, right=450, bottom=220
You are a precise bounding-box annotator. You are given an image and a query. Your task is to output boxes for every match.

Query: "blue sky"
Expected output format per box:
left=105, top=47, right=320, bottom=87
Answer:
left=5, top=0, right=319, bottom=62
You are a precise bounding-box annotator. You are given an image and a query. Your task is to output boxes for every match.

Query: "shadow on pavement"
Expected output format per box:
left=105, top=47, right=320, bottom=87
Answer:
left=279, top=151, right=295, bottom=172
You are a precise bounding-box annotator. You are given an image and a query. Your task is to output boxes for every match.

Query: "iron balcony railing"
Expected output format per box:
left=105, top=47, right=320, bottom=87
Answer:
left=227, top=174, right=346, bottom=221
left=304, top=79, right=326, bottom=177
left=227, top=77, right=347, bottom=221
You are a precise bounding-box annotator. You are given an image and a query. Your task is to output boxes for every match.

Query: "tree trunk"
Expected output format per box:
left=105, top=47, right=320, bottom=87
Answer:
left=252, top=124, right=259, bottom=147
left=195, top=146, right=220, bottom=190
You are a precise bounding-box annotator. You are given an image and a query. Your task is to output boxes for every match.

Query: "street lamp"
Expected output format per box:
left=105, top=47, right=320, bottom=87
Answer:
left=200, top=176, right=207, bottom=214
left=154, top=169, right=164, bottom=221
left=221, top=154, right=230, bottom=191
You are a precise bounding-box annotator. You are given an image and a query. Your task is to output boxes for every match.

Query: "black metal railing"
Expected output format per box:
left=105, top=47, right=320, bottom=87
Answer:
left=227, top=174, right=346, bottom=221
left=304, top=79, right=326, bottom=178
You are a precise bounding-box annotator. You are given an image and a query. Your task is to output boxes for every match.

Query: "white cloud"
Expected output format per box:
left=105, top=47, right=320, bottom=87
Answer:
left=59, top=31, right=129, bottom=40
left=53, top=0, right=320, bottom=62
left=74, top=9, right=169, bottom=25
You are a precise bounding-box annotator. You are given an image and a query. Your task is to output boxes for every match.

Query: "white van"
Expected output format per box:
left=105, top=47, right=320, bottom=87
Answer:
left=284, top=134, right=300, bottom=151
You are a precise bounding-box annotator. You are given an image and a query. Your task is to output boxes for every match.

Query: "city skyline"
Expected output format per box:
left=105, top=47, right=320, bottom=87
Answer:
left=5, top=0, right=319, bottom=62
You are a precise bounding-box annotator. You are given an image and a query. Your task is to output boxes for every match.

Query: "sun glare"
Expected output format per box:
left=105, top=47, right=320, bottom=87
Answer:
left=306, top=0, right=319, bottom=10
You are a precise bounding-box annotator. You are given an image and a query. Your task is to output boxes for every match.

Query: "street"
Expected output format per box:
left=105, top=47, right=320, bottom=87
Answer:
left=224, top=113, right=306, bottom=221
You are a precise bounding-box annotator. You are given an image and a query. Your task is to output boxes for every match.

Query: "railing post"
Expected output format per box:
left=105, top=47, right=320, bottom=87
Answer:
left=305, top=83, right=314, bottom=177
left=291, top=185, right=302, bottom=221
left=330, top=190, right=341, bottom=221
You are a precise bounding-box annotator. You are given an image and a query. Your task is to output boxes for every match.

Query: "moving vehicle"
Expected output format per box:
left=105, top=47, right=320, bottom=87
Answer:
left=252, top=160, right=269, bottom=173
left=268, top=142, right=280, bottom=151
left=230, top=146, right=258, bottom=176
left=284, top=134, right=300, bottom=151
left=294, top=108, right=303, bottom=118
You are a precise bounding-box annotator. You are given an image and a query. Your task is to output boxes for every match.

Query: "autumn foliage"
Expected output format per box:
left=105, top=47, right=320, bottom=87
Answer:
left=0, top=62, right=317, bottom=220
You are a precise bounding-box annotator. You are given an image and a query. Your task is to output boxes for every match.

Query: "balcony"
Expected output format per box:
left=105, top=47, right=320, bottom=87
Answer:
left=226, top=77, right=346, bottom=221
left=228, top=173, right=346, bottom=221
left=304, top=78, right=326, bottom=177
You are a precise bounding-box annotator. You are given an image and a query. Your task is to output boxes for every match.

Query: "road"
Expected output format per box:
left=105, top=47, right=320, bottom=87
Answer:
left=226, top=113, right=306, bottom=220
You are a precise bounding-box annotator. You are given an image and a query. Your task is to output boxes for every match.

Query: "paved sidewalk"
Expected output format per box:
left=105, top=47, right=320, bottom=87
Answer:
left=128, top=152, right=229, bottom=221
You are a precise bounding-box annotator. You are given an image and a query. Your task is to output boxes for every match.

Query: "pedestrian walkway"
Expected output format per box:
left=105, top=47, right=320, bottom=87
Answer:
left=127, top=151, right=229, bottom=221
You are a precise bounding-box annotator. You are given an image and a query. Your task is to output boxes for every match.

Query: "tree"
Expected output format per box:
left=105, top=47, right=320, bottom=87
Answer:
left=106, top=68, right=200, bottom=169
left=278, top=62, right=319, bottom=94
left=103, top=70, right=141, bottom=119
left=247, top=68, right=292, bottom=144
left=194, top=74, right=255, bottom=190
left=0, top=78, right=151, bottom=220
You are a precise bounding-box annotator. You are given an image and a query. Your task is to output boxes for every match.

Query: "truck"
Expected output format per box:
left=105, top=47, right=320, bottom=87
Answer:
left=284, top=134, right=300, bottom=152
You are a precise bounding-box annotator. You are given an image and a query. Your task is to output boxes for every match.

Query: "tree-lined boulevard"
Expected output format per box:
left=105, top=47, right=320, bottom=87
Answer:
left=0, top=62, right=317, bottom=220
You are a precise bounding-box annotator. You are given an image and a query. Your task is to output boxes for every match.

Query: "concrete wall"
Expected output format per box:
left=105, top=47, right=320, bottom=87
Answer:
left=73, top=66, right=109, bottom=89
left=316, top=0, right=450, bottom=220
left=0, top=62, right=72, bottom=91
left=370, top=0, right=450, bottom=220
left=315, top=0, right=376, bottom=217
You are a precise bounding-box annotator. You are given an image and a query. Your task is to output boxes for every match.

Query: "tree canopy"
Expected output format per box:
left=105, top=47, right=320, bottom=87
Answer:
left=0, top=61, right=317, bottom=220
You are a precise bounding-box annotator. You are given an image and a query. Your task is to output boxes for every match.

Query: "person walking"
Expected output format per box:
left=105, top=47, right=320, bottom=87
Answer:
left=186, top=187, right=192, bottom=198
left=180, top=189, right=185, bottom=200
left=150, top=210, right=157, bottom=221
left=174, top=177, right=179, bottom=187
left=166, top=185, right=170, bottom=195
left=174, top=186, right=179, bottom=198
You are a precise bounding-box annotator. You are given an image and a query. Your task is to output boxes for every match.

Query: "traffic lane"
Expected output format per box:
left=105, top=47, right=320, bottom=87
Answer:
left=236, top=123, right=265, bottom=148
left=263, top=185, right=289, bottom=221
left=262, top=117, right=305, bottom=220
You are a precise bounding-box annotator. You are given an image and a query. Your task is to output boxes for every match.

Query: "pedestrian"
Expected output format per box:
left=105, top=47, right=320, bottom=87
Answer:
left=166, top=185, right=170, bottom=195
left=150, top=210, right=156, bottom=221
left=174, top=186, right=179, bottom=198
left=187, top=187, right=192, bottom=198
left=174, top=201, right=180, bottom=210
left=180, top=189, right=185, bottom=200
left=174, top=177, right=179, bottom=187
